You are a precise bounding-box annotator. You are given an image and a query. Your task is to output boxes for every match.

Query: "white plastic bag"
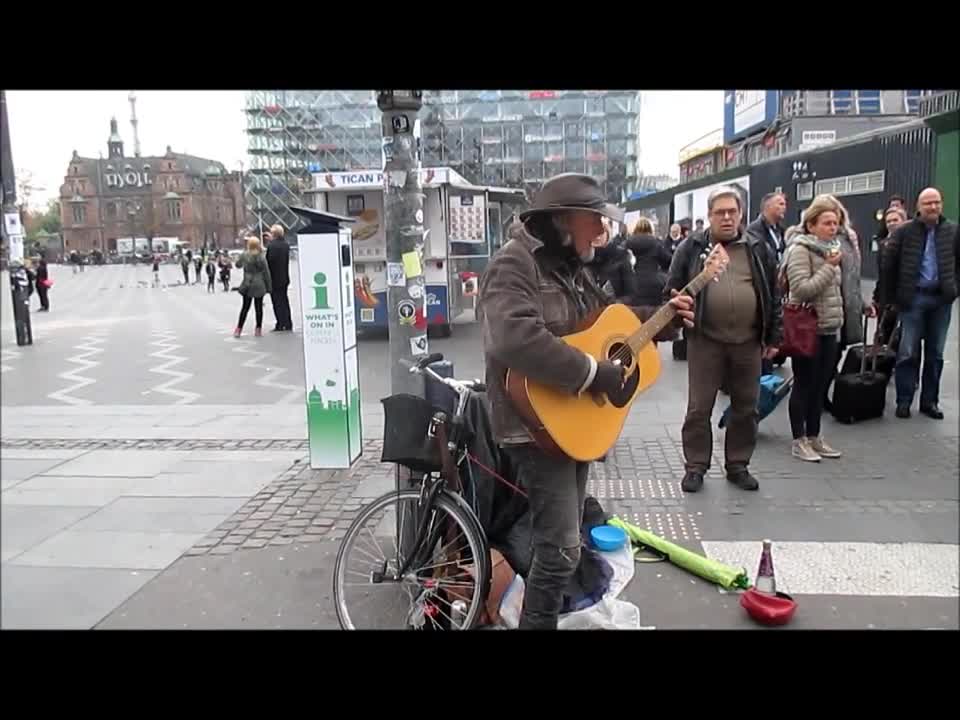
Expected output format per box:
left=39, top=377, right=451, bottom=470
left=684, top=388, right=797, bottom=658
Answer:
left=497, top=544, right=645, bottom=630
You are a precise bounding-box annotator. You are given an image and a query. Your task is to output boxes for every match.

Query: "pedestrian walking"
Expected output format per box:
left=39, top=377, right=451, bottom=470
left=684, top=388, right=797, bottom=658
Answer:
left=625, top=217, right=672, bottom=307
left=180, top=254, right=190, bottom=285
left=478, top=172, right=694, bottom=630
left=881, top=187, right=958, bottom=420
left=782, top=197, right=845, bottom=462
left=35, top=255, right=51, bottom=312
left=194, top=255, right=203, bottom=284
left=233, top=235, right=273, bottom=338
left=205, top=257, right=216, bottom=293
left=265, top=224, right=292, bottom=331
left=665, top=186, right=782, bottom=493
left=219, top=252, right=232, bottom=292
left=152, top=254, right=161, bottom=288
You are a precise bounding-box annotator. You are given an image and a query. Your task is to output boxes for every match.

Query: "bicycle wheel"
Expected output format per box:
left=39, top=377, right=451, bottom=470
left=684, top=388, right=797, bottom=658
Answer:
left=333, top=487, right=490, bottom=630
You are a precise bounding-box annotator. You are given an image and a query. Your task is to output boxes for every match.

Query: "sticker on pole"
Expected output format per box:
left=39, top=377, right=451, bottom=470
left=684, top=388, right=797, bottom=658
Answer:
left=407, top=282, right=423, bottom=299
left=415, top=209, right=424, bottom=224
left=386, top=262, right=405, bottom=287
left=392, top=115, right=410, bottom=134
left=410, top=334, right=428, bottom=356
left=401, top=250, right=422, bottom=278
left=397, top=299, right=416, bottom=326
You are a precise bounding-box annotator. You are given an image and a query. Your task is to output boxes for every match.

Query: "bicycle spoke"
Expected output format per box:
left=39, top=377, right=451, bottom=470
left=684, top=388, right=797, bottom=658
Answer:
left=363, top=525, right=387, bottom=563
left=346, top=543, right=387, bottom=567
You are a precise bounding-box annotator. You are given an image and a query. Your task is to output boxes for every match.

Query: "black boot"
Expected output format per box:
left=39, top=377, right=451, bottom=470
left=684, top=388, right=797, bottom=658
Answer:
left=727, top=470, right=759, bottom=491
left=920, top=404, right=944, bottom=420
left=681, top=471, right=704, bottom=493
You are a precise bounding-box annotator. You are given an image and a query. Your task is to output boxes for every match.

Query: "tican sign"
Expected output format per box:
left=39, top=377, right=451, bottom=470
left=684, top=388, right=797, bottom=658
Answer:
left=104, top=169, right=153, bottom=190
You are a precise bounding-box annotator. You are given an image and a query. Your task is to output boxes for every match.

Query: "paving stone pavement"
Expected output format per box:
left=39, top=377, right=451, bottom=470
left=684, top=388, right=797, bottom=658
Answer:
left=182, top=425, right=959, bottom=556
left=1, top=438, right=310, bottom=451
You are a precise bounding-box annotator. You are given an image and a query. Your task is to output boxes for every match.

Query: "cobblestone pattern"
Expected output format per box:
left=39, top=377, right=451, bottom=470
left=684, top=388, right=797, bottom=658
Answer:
left=184, top=428, right=958, bottom=556
left=1, top=438, right=309, bottom=451
left=184, top=439, right=389, bottom=556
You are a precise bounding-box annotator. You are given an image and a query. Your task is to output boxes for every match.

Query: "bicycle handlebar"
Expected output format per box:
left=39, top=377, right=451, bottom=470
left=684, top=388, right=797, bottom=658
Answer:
left=399, top=354, right=484, bottom=395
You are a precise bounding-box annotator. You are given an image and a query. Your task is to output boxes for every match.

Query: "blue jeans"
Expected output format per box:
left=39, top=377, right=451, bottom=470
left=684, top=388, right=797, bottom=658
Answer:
left=895, top=292, right=953, bottom=407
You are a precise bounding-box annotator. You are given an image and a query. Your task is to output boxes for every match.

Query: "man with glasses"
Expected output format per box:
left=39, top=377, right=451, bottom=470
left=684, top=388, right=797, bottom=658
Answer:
left=882, top=187, right=958, bottom=420
left=665, top=187, right=783, bottom=493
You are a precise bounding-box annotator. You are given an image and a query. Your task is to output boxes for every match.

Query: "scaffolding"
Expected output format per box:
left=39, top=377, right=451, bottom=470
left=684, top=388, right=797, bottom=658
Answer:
left=244, top=90, right=641, bottom=235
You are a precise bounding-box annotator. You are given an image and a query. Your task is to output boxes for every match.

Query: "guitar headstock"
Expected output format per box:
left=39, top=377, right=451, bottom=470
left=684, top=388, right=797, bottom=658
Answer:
left=704, top=243, right=730, bottom=282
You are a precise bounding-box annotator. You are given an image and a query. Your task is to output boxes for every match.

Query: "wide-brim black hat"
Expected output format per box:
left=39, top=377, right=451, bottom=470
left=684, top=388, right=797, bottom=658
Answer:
left=519, top=173, right=624, bottom=223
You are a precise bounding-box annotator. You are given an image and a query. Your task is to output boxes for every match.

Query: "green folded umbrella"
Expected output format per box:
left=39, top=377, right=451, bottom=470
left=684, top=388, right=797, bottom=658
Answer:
left=608, top=517, right=751, bottom=591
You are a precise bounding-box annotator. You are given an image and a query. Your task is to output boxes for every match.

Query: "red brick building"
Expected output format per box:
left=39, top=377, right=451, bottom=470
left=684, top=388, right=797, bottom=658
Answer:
left=60, top=118, right=244, bottom=253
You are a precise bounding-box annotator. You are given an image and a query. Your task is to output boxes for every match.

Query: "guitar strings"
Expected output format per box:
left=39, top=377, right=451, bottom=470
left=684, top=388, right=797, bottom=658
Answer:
left=606, top=275, right=703, bottom=366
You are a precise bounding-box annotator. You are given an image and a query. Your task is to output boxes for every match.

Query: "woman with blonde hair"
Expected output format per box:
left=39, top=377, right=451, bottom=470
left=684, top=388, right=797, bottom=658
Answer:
left=626, top=217, right=673, bottom=306
left=815, top=195, right=877, bottom=412
left=782, top=197, right=845, bottom=462
left=233, top=235, right=273, bottom=337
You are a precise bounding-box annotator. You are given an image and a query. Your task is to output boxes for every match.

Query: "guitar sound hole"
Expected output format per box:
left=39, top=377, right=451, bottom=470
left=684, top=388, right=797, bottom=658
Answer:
left=605, top=343, right=639, bottom=409
left=607, top=343, right=633, bottom=368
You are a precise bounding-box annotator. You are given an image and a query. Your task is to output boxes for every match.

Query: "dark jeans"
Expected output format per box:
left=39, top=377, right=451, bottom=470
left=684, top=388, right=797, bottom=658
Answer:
left=271, top=286, right=292, bottom=329
left=789, top=333, right=838, bottom=439
left=683, top=334, right=761, bottom=475
left=895, top=291, right=953, bottom=408
left=822, top=339, right=847, bottom=412
left=503, top=445, right=588, bottom=630
left=36, top=284, right=49, bottom=310
left=238, top=295, right=264, bottom=330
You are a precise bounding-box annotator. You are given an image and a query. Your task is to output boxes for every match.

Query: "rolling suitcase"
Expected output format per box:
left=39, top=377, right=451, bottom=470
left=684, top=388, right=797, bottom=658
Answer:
left=830, top=316, right=887, bottom=424
left=840, top=311, right=896, bottom=378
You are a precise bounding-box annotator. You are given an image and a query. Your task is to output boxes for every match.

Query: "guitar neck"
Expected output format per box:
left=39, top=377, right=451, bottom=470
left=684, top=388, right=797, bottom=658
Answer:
left=626, top=267, right=714, bottom=353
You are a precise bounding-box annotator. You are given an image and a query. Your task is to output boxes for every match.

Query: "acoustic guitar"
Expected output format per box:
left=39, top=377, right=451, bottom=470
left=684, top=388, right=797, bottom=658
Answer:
left=506, top=243, right=730, bottom=461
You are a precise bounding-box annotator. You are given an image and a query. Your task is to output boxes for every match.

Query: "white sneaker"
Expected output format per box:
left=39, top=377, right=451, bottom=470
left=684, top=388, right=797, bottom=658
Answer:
left=792, top=438, right=821, bottom=462
left=809, top=436, right=842, bottom=459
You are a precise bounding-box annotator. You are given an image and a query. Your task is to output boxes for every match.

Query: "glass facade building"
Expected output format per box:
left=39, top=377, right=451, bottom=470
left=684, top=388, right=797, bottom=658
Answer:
left=245, top=90, right=641, bottom=231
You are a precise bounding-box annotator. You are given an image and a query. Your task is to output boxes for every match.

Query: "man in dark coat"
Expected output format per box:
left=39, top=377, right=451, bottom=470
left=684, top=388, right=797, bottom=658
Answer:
left=479, top=173, right=694, bottom=629
left=265, top=224, right=292, bottom=331
left=746, top=192, right=787, bottom=264
left=264, top=225, right=293, bottom=332
left=882, top=187, right=958, bottom=420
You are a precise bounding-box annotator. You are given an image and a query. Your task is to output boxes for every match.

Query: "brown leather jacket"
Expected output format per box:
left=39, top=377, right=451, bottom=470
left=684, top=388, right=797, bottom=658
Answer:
left=479, top=223, right=673, bottom=445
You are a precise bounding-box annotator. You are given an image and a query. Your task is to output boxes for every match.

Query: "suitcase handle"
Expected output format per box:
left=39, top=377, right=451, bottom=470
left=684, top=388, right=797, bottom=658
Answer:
left=859, top=312, right=879, bottom=376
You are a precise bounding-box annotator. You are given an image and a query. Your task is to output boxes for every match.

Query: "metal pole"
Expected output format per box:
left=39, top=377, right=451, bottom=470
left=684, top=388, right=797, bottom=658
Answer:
left=377, top=90, right=427, bottom=399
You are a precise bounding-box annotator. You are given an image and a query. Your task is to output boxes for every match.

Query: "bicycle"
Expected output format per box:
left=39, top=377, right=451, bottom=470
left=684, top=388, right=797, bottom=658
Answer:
left=333, top=353, right=493, bottom=630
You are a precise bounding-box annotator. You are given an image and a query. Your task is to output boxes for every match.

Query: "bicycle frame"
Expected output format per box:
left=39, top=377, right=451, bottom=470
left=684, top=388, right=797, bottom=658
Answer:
left=391, top=359, right=488, bottom=584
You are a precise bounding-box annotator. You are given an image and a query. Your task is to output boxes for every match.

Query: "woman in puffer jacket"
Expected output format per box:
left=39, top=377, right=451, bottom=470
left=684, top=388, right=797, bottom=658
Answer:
left=818, top=195, right=877, bottom=411
left=782, top=197, right=846, bottom=463
left=625, top=217, right=673, bottom=306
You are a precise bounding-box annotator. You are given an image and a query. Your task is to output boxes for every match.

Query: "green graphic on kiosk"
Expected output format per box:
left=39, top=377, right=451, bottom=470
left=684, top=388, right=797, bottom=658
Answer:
left=306, top=381, right=361, bottom=464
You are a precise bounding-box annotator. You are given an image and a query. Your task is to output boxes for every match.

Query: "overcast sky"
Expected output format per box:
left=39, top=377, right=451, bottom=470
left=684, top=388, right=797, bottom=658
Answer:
left=6, top=90, right=723, bottom=209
